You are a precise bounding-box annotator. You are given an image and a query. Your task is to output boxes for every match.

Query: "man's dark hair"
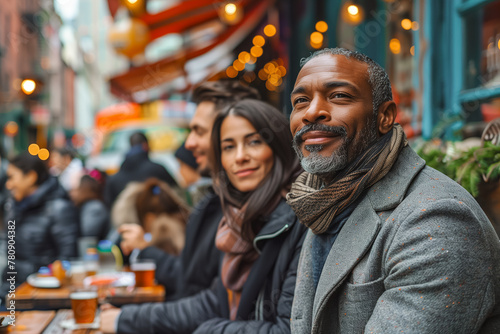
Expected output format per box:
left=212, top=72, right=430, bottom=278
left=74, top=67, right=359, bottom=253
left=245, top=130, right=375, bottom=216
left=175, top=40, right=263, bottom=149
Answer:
left=300, top=48, right=393, bottom=115
left=55, top=147, right=76, bottom=159
left=191, top=80, right=260, bottom=115
left=9, top=152, right=50, bottom=186
left=129, top=132, right=148, bottom=147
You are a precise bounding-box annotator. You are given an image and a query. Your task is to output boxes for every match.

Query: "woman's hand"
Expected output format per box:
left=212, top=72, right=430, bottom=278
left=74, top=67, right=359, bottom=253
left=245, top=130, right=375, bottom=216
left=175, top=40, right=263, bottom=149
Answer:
left=119, top=224, right=149, bottom=255
left=100, top=304, right=121, bottom=334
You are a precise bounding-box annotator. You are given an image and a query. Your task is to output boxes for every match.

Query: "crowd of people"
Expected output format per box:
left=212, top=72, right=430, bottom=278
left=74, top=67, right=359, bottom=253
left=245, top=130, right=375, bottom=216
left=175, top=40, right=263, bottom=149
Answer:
left=2, top=48, right=500, bottom=333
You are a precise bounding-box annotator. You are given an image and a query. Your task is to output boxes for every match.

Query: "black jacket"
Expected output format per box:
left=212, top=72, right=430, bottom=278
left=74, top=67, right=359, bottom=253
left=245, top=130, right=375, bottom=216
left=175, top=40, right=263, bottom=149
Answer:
left=1, top=177, right=79, bottom=298
left=79, top=199, right=110, bottom=241
left=137, top=190, right=223, bottom=300
left=104, top=150, right=177, bottom=207
left=118, top=200, right=307, bottom=334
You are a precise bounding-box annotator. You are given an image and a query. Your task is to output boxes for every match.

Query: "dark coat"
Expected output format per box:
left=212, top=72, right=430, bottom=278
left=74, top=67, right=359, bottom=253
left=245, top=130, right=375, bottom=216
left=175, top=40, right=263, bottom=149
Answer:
left=79, top=199, right=110, bottom=240
left=137, top=189, right=223, bottom=300
left=117, top=200, right=307, bottom=334
left=104, top=150, right=177, bottom=207
left=1, top=177, right=79, bottom=298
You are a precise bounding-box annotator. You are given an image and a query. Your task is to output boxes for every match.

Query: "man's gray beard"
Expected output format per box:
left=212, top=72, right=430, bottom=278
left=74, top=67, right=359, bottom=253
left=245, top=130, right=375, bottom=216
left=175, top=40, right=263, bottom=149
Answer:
left=293, top=140, right=349, bottom=175
left=292, top=116, right=379, bottom=177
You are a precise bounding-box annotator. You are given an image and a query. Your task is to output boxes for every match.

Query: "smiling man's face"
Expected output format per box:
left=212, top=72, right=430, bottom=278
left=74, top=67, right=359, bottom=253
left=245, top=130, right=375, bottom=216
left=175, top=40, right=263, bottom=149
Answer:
left=290, top=54, right=379, bottom=175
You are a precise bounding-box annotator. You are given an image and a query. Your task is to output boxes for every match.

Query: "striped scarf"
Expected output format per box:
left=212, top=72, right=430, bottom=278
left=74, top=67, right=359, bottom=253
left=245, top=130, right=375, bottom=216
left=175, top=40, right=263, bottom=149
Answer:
left=215, top=206, right=259, bottom=320
left=287, top=124, right=407, bottom=234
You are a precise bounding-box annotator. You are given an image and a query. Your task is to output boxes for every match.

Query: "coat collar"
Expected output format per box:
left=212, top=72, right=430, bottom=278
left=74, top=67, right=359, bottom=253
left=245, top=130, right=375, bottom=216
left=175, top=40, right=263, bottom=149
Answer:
left=309, top=146, right=426, bottom=330
left=253, top=199, right=297, bottom=253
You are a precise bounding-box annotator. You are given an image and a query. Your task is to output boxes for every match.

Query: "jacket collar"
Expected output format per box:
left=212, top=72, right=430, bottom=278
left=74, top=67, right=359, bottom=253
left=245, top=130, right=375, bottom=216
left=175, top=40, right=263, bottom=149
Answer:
left=367, top=145, right=426, bottom=211
left=14, top=176, right=64, bottom=212
left=253, top=199, right=297, bottom=253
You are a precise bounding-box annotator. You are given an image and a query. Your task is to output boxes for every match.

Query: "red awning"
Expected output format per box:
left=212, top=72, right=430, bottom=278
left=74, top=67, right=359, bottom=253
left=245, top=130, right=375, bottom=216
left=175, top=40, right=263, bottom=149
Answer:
left=109, top=0, right=272, bottom=101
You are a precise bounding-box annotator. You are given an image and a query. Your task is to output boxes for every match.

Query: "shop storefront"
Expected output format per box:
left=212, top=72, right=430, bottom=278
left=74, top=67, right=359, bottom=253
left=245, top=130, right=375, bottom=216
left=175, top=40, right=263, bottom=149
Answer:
left=286, top=0, right=500, bottom=140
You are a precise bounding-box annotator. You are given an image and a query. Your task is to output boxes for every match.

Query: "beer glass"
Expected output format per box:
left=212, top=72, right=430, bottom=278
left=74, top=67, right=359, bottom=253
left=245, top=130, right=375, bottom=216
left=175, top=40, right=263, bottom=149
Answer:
left=131, top=259, right=156, bottom=288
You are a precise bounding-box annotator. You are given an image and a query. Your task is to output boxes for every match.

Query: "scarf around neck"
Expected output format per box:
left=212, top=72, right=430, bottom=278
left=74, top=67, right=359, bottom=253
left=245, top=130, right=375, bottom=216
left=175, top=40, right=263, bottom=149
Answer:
left=215, top=205, right=260, bottom=320
left=286, top=124, right=407, bottom=234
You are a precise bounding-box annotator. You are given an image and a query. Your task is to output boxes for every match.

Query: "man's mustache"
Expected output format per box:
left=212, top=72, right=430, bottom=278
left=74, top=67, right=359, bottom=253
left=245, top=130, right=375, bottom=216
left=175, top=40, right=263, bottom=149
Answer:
left=293, top=123, right=347, bottom=146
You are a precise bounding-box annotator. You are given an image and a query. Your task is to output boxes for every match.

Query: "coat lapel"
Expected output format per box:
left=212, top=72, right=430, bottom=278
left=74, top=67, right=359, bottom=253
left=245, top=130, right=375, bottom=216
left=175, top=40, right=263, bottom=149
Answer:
left=312, top=196, right=381, bottom=326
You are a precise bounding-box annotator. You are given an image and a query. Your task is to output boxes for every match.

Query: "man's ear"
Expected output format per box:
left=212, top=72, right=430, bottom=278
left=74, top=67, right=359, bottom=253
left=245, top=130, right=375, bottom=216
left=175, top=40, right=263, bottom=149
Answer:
left=26, top=170, right=38, bottom=187
left=377, top=101, right=397, bottom=135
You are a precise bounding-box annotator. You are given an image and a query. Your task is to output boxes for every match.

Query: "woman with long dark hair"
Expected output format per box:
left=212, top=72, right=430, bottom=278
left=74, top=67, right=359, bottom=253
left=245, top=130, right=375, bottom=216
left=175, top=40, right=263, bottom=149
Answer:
left=103, top=99, right=306, bottom=333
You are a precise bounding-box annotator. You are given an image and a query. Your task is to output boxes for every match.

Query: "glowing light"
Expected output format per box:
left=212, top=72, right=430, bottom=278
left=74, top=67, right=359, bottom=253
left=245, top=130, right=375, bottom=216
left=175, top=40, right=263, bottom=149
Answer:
left=264, top=63, right=276, bottom=74
left=277, top=66, right=287, bottom=76
left=253, top=35, right=265, bottom=47
left=266, top=80, right=277, bottom=91
left=226, top=66, right=238, bottom=78
left=28, top=143, right=40, bottom=155
left=310, top=31, right=323, bottom=45
left=247, top=55, right=257, bottom=64
left=498, top=39, right=500, bottom=50
left=347, top=5, right=359, bottom=15
left=401, top=19, right=412, bottom=30
left=342, top=3, right=364, bottom=26
left=21, top=79, right=36, bottom=95
left=4, top=121, right=19, bottom=137
left=250, top=46, right=263, bottom=57
left=389, top=38, right=401, bottom=54
left=38, top=149, right=50, bottom=161
left=220, top=2, right=242, bottom=25
left=224, top=3, right=237, bottom=15
left=316, top=21, right=328, bottom=33
left=127, top=0, right=138, bottom=3
left=258, top=69, right=268, bottom=81
left=410, top=45, right=415, bottom=56
left=233, top=59, right=245, bottom=71
left=238, top=51, right=251, bottom=63
left=411, top=21, right=419, bottom=31
left=264, top=24, right=276, bottom=37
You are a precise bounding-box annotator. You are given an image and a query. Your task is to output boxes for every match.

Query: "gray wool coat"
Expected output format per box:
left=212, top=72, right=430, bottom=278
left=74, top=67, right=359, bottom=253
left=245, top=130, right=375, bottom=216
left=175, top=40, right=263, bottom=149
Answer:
left=291, top=146, right=500, bottom=334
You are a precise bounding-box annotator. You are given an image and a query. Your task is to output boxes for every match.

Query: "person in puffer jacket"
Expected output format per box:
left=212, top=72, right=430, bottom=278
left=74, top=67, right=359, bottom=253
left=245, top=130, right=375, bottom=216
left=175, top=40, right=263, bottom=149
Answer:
left=1, top=152, right=79, bottom=301
left=100, top=99, right=307, bottom=334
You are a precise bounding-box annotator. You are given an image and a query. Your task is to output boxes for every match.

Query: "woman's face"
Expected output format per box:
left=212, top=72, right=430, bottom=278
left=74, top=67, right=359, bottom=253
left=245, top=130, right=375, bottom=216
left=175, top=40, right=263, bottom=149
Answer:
left=220, top=115, right=274, bottom=193
left=5, top=164, right=37, bottom=201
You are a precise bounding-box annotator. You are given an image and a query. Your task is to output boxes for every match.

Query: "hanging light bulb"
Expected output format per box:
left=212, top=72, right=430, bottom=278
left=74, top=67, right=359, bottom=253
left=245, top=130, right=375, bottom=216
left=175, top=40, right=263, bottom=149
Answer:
left=341, top=2, right=365, bottom=26
left=219, top=1, right=243, bottom=25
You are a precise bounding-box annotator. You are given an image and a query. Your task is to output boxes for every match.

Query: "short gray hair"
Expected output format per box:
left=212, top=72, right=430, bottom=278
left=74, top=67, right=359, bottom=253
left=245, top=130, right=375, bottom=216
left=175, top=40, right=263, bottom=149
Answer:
left=300, top=48, right=392, bottom=115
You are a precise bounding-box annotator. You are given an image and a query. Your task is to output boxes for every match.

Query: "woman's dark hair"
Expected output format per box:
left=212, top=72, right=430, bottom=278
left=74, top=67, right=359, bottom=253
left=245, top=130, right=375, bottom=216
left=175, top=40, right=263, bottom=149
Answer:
left=9, top=152, right=50, bottom=186
left=80, top=169, right=107, bottom=201
left=135, top=178, right=190, bottom=226
left=211, top=99, right=302, bottom=241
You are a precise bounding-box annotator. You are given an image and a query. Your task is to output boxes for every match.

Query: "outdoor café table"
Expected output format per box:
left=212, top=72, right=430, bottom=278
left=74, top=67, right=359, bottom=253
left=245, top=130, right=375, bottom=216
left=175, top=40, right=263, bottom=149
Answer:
left=8, top=282, right=165, bottom=310
left=0, top=310, right=56, bottom=333
left=0, top=309, right=104, bottom=333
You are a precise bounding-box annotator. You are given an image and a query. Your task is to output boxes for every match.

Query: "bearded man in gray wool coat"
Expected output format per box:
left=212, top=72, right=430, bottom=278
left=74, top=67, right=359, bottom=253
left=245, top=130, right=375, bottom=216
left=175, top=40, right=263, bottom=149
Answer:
left=287, top=48, right=500, bottom=334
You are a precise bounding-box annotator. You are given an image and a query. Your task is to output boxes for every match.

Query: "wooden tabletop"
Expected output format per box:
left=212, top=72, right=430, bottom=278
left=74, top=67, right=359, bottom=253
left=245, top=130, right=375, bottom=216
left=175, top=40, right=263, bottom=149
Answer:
left=9, top=282, right=165, bottom=310
left=0, top=310, right=55, bottom=334
left=1, top=309, right=105, bottom=334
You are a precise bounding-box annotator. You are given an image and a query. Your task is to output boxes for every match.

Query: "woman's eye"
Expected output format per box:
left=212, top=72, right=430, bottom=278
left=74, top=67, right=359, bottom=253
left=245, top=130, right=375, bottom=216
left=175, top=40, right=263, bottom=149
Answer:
left=222, top=145, right=234, bottom=151
left=249, top=139, right=262, bottom=146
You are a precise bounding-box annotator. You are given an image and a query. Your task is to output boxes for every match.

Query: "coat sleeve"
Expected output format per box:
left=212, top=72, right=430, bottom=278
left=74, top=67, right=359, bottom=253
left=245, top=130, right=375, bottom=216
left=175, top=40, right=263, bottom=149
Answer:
left=192, top=229, right=305, bottom=334
left=117, top=288, right=220, bottom=334
left=138, top=246, right=180, bottom=295
left=364, top=198, right=498, bottom=333
left=50, top=199, right=79, bottom=259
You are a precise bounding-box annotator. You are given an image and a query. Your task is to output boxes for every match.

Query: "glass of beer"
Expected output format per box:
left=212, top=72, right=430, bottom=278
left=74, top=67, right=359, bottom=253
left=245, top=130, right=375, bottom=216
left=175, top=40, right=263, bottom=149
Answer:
left=131, top=259, right=156, bottom=288
left=70, top=289, right=98, bottom=324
